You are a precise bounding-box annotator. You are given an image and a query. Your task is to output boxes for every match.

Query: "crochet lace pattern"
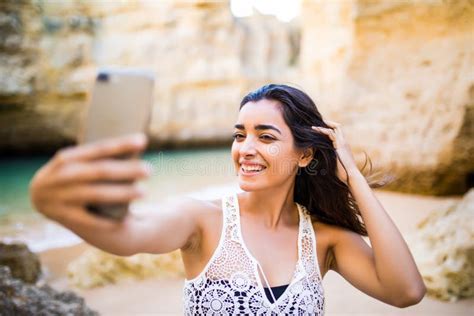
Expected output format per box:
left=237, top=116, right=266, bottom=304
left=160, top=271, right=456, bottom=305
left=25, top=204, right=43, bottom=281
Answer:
left=183, top=193, right=325, bottom=315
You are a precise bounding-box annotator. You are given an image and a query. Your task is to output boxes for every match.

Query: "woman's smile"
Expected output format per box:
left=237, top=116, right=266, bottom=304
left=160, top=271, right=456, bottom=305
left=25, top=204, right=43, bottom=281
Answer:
left=240, top=162, right=267, bottom=176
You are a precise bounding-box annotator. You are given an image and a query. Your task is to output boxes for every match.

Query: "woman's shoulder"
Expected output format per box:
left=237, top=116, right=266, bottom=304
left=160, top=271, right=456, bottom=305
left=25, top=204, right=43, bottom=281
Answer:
left=312, top=220, right=357, bottom=248
left=163, top=196, right=223, bottom=241
left=312, top=220, right=363, bottom=274
left=173, top=195, right=221, bottom=210
left=159, top=196, right=222, bottom=222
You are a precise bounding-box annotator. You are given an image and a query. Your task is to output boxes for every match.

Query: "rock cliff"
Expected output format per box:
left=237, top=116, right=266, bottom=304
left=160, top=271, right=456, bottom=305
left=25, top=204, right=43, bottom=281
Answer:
left=300, top=0, right=474, bottom=194
left=0, top=0, right=298, bottom=152
left=408, top=188, right=474, bottom=301
left=0, top=0, right=472, bottom=195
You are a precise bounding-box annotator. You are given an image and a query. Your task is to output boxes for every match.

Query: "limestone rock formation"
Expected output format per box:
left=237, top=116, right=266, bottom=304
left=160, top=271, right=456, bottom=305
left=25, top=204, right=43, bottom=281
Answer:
left=1, top=0, right=471, bottom=196
left=0, top=0, right=97, bottom=153
left=67, top=248, right=184, bottom=289
left=0, top=0, right=297, bottom=153
left=0, top=265, right=98, bottom=315
left=0, top=242, right=41, bottom=284
left=407, top=188, right=474, bottom=301
left=300, top=0, right=474, bottom=195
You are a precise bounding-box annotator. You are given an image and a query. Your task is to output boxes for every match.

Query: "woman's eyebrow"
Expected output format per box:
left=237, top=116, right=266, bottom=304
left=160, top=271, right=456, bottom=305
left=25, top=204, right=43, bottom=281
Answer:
left=234, top=124, right=282, bottom=135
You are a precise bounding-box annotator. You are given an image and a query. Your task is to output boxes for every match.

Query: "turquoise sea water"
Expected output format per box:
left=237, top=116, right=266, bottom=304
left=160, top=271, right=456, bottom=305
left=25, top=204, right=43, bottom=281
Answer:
left=0, top=148, right=239, bottom=251
left=0, top=156, right=50, bottom=216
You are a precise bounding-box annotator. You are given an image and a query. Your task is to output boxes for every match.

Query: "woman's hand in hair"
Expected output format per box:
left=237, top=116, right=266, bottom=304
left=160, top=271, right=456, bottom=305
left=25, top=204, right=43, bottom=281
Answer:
left=311, top=120, right=359, bottom=185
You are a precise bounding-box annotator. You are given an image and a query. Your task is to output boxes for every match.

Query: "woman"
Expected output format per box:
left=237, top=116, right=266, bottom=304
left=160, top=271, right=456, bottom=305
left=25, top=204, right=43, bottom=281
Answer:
left=30, top=84, right=426, bottom=315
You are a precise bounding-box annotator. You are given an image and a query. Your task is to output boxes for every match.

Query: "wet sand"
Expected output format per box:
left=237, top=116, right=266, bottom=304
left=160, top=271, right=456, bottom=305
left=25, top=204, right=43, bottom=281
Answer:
left=38, top=190, right=473, bottom=315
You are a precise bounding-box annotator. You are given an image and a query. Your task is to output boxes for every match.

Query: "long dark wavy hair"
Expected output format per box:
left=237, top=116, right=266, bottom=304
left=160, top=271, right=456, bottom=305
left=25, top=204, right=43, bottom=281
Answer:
left=240, top=84, right=393, bottom=236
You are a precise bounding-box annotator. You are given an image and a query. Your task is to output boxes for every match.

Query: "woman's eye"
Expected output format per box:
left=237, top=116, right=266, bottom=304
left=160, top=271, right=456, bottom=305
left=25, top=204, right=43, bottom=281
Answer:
left=232, top=133, right=244, bottom=140
left=260, top=135, right=275, bottom=141
left=232, top=133, right=275, bottom=141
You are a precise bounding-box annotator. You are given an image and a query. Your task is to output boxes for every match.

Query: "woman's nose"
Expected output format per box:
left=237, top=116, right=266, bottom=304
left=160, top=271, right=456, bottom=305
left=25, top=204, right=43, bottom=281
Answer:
left=239, top=137, right=257, bottom=156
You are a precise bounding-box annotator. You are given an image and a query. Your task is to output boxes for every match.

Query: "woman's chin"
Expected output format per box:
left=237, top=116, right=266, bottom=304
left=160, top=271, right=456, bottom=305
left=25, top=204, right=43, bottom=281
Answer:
left=238, top=180, right=265, bottom=192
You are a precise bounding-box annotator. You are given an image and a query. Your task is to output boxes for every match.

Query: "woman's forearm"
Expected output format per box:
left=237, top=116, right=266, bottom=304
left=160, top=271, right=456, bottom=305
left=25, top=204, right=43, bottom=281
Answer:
left=347, top=169, right=426, bottom=303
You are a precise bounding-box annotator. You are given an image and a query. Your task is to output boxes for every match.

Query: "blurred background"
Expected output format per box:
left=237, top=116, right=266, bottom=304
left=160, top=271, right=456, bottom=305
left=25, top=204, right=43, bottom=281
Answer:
left=0, top=0, right=473, bottom=315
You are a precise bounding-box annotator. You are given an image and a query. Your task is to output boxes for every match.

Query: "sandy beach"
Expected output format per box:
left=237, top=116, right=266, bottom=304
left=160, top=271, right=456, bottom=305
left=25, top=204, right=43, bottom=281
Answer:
left=38, top=190, right=474, bottom=315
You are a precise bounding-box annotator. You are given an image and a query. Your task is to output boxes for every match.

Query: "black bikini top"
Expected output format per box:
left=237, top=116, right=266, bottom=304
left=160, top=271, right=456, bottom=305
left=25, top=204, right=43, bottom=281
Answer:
left=263, top=283, right=290, bottom=303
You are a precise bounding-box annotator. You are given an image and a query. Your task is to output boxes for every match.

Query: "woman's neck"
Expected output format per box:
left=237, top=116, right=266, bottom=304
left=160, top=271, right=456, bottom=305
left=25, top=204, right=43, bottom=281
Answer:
left=238, top=184, right=299, bottom=230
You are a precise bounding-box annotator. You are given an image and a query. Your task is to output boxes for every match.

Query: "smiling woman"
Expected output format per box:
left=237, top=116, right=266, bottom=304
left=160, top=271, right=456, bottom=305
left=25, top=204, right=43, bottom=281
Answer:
left=30, top=84, right=425, bottom=315
left=236, top=85, right=374, bottom=234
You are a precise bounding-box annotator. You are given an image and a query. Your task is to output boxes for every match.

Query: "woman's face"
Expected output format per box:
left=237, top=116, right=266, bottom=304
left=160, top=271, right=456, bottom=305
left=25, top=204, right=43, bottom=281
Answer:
left=231, top=99, right=305, bottom=192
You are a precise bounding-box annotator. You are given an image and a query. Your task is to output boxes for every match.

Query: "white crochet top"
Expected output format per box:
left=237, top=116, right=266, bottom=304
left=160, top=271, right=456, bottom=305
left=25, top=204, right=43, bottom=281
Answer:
left=183, top=193, right=325, bottom=315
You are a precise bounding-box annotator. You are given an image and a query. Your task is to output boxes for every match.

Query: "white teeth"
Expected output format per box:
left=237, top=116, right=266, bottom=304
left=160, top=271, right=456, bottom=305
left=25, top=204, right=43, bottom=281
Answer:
left=241, top=165, right=265, bottom=172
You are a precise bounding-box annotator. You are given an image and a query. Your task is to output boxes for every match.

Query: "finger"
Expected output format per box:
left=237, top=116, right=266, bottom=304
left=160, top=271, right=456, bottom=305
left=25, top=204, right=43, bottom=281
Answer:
left=57, top=159, right=151, bottom=184
left=320, top=120, right=344, bottom=140
left=327, top=123, right=345, bottom=140
left=53, top=133, right=148, bottom=167
left=312, top=126, right=337, bottom=146
left=60, top=183, right=144, bottom=204
left=322, top=119, right=341, bottom=129
left=312, top=126, right=336, bottom=138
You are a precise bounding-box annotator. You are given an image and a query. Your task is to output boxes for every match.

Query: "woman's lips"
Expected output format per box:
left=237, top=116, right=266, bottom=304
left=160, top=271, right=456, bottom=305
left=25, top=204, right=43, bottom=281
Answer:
left=240, top=163, right=267, bottom=176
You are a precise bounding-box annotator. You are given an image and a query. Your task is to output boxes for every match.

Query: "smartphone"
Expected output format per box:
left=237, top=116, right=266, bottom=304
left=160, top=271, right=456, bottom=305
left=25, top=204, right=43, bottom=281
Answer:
left=79, top=67, right=154, bottom=220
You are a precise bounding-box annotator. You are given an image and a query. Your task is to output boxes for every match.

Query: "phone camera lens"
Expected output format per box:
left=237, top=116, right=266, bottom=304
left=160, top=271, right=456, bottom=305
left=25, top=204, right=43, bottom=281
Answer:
left=97, top=72, right=109, bottom=82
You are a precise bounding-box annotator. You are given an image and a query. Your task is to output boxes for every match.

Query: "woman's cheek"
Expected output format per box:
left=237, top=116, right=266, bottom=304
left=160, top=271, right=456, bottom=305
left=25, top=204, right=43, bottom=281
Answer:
left=266, top=143, right=281, bottom=157
left=276, top=154, right=299, bottom=177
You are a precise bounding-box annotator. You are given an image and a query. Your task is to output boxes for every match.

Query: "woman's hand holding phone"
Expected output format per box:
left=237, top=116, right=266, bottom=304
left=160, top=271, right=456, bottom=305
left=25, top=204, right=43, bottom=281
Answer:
left=30, top=133, right=150, bottom=228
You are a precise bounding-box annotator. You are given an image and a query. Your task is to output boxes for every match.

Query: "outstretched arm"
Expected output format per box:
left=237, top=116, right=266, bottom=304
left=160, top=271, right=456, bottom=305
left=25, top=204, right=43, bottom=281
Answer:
left=30, top=134, right=204, bottom=256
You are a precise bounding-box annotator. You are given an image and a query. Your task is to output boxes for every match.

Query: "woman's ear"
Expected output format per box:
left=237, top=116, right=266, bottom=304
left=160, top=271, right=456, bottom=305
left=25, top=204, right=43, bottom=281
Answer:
left=298, top=148, right=314, bottom=168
